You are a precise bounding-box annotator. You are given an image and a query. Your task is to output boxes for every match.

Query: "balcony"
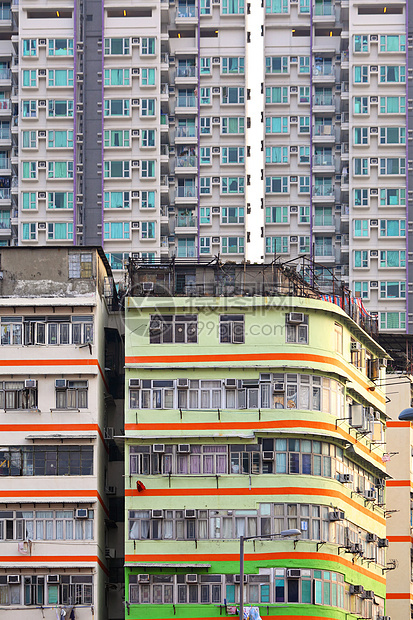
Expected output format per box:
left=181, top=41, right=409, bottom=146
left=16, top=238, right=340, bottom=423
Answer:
left=175, top=214, right=198, bottom=233
left=0, top=188, right=11, bottom=202
left=0, top=8, right=11, bottom=28
left=313, top=65, right=335, bottom=82
left=175, top=155, right=197, bottom=171
left=0, top=69, right=11, bottom=84
left=313, top=154, right=335, bottom=172
left=0, top=99, right=11, bottom=116
left=175, top=95, right=198, bottom=112
left=0, top=218, right=11, bottom=235
left=312, top=185, right=335, bottom=201
left=0, top=158, right=11, bottom=174
left=175, top=186, right=197, bottom=202
left=175, top=125, right=197, bottom=141
left=313, top=94, right=335, bottom=111
left=176, top=66, right=197, bottom=80
left=0, top=128, right=11, bottom=145
left=175, top=6, right=197, bottom=23
left=313, top=3, right=336, bottom=23
left=314, top=245, right=335, bottom=260
left=313, top=125, right=335, bottom=142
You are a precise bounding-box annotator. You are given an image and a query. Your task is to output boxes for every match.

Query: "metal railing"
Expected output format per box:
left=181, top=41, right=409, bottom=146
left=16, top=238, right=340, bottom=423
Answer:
left=176, top=215, right=197, bottom=227
left=176, top=6, right=196, bottom=18
left=0, top=158, right=10, bottom=169
left=313, top=185, right=335, bottom=197
left=176, top=66, right=196, bottom=78
left=313, top=154, right=334, bottom=166
left=0, top=129, right=10, bottom=140
left=314, top=4, right=334, bottom=15
left=313, top=65, right=335, bottom=77
left=175, top=186, right=197, bottom=198
left=176, top=95, right=197, bottom=107
left=176, top=155, right=197, bottom=168
left=313, top=94, right=333, bottom=106
left=0, top=69, right=11, bottom=80
left=175, top=126, right=197, bottom=138
left=314, top=125, right=334, bottom=137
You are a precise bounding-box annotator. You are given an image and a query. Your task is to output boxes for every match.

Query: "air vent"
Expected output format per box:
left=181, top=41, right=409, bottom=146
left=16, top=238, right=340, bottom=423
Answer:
left=290, top=236, right=298, bottom=243
left=370, top=96, right=378, bottom=103
left=290, top=86, right=298, bottom=93
left=38, top=130, right=46, bottom=138
left=370, top=126, right=378, bottom=134
left=212, top=147, right=220, bottom=154
left=370, top=35, right=378, bottom=42
left=212, top=87, right=220, bottom=94
left=290, top=146, right=298, bottom=153
left=370, top=281, right=378, bottom=288
left=38, top=69, right=46, bottom=76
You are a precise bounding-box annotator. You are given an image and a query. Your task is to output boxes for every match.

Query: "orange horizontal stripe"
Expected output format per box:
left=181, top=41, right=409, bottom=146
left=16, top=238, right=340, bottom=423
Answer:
left=125, top=419, right=384, bottom=468
left=125, top=486, right=385, bottom=525
left=125, top=552, right=385, bottom=585
left=386, top=480, right=410, bottom=487
left=387, top=421, right=412, bottom=427
left=387, top=536, right=413, bottom=543
left=125, top=352, right=385, bottom=406
left=386, top=593, right=412, bottom=599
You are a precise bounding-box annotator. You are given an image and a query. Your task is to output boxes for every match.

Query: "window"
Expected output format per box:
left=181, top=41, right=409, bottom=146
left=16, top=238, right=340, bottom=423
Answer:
left=104, top=191, right=130, bottom=209
left=221, top=237, right=244, bottom=254
left=200, top=117, right=211, bottom=134
left=141, top=191, right=155, bottom=209
left=380, top=312, right=406, bottom=330
left=104, top=161, right=130, bottom=178
left=104, top=38, right=130, bottom=55
left=299, top=0, right=309, bottom=12
left=200, top=237, right=211, bottom=254
left=48, top=100, right=74, bottom=118
left=104, top=130, right=130, bottom=148
left=380, top=158, right=405, bottom=175
left=221, top=117, right=244, bottom=134
left=200, top=207, right=211, bottom=224
left=222, top=57, right=245, bottom=74
left=200, top=147, right=211, bottom=165
left=0, top=380, right=37, bottom=409
left=380, top=188, right=405, bottom=206
left=0, top=445, right=93, bottom=476
left=103, top=222, right=130, bottom=240
left=380, top=127, right=405, bottom=144
left=285, top=314, right=308, bottom=344
left=48, top=130, right=73, bottom=149
left=221, top=177, right=244, bottom=194
left=354, top=97, right=368, bottom=114
left=299, top=236, right=310, bottom=253
left=141, top=99, right=156, bottom=116
left=314, top=207, right=333, bottom=226
left=266, top=207, right=288, bottom=223
left=201, top=0, right=211, bottom=14
left=299, top=86, right=310, bottom=103
left=353, top=158, right=369, bottom=176
left=265, top=86, right=288, bottom=104
left=56, top=380, right=88, bottom=409
left=299, top=206, right=309, bottom=223
left=265, top=237, right=289, bottom=254
left=47, top=161, right=74, bottom=179
left=47, top=223, right=74, bottom=241
left=380, top=65, right=405, bottom=83
left=266, top=0, right=289, bottom=13
left=380, top=34, right=405, bottom=52
left=380, top=281, right=405, bottom=299
left=265, top=176, right=288, bottom=193
left=0, top=509, right=93, bottom=542
left=299, top=177, right=310, bottom=194
left=380, top=96, right=405, bottom=114
left=149, top=315, right=197, bottom=344
left=299, top=56, right=310, bottom=73
left=0, top=573, right=93, bottom=606
left=23, top=39, right=37, bottom=56
left=354, top=189, right=368, bottom=206
left=22, top=70, right=37, bottom=88
left=48, top=39, right=73, bottom=56
left=299, top=147, right=309, bottom=163
left=22, top=162, right=36, bottom=179
left=222, top=147, right=244, bottom=164
left=200, top=57, right=211, bottom=74
left=68, top=253, right=93, bottom=278
left=354, top=250, right=369, bottom=268
left=47, top=192, right=74, bottom=209
left=106, top=252, right=130, bottom=271
left=200, top=87, right=211, bottom=105
left=354, top=35, right=368, bottom=53
left=22, top=192, right=36, bottom=210
left=21, top=131, right=36, bottom=149
left=104, top=99, right=130, bottom=116
left=104, top=68, right=130, bottom=86
left=222, top=0, right=244, bottom=14
left=379, top=250, right=405, bottom=268
left=265, top=146, right=288, bottom=164
left=141, top=160, right=156, bottom=178
left=354, top=282, right=368, bottom=300
left=141, top=68, right=156, bottom=86
left=354, top=127, right=368, bottom=145
left=299, top=116, right=310, bottom=134
left=265, top=56, right=289, bottom=74
left=141, top=222, right=156, bottom=239
left=22, top=100, right=37, bottom=118
left=222, top=87, right=244, bottom=104
left=141, top=37, right=156, bottom=55
left=200, top=177, right=211, bottom=194
left=220, top=315, right=244, bottom=343
left=379, top=219, right=405, bottom=237
left=22, top=223, right=37, bottom=241
left=48, top=69, right=73, bottom=87
left=221, top=207, right=244, bottom=224
left=265, top=117, right=289, bottom=133
left=354, top=66, right=368, bottom=84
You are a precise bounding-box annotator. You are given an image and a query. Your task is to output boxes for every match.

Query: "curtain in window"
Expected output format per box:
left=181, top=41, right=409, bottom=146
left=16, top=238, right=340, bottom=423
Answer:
left=110, top=222, right=123, bottom=239
left=53, top=223, right=67, bottom=239
left=189, top=454, right=201, bottom=474
left=386, top=251, right=399, bottom=267
left=386, top=97, right=398, bottom=113
left=54, top=162, right=67, bottom=178
left=386, top=220, right=399, bottom=236
left=55, top=70, right=67, bottom=86
left=387, top=35, right=399, bottom=51
left=177, top=455, right=188, bottom=474
left=129, top=521, right=140, bottom=539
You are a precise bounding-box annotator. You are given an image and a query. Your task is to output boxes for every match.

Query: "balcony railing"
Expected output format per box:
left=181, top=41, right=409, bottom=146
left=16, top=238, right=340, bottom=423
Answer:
left=175, top=126, right=197, bottom=138
left=314, top=125, right=334, bottom=137
left=161, top=114, right=168, bottom=125
left=0, top=69, right=10, bottom=80
left=313, top=65, right=335, bottom=77
left=314, top=94, right=333, bottom=106
left=314, top=4, right=334, bottom=15
left=176, top=6, right=196, bottom=18
left=0, top=99, right=11, bottom=111
left=176, top=66, right=197, bottom=78
left=0, top=9, right=11, bottom=20
left=314, top=215, right=334, bottom=226
left=313, top=185, right=334, bottom=197
left=0, top=129, right=10, bottom=140
left=176, top=155, right=197, bottom=168
left=0, top=219, right=10, bottom=229
left=176, top=186, right=196, bottom=198
left=313, top=154, right=334, bottom=166
left=0, top=158, right=10, bottom=169
left=341, top=50, right=349, bottom=63
left=176, top=95, right=197, bottom=108
left=176, top=215, right=197, bottom=227
left=0, top=189, right=11, bottom=199
left=314, top=245, right=334, bottom=257
left=176, top=247, right=196, bottom=258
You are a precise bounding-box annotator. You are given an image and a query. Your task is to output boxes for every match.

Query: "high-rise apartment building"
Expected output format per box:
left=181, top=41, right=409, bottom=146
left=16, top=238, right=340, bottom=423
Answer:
left=0, top=0, right=409, bottom=331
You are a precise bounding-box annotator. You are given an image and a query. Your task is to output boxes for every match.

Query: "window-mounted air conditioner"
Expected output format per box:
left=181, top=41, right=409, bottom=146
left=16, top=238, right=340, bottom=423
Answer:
left=129, top=379, right=141, bottom=388
left=262, top=451, right=274, bottom=461
left=7, top=575, right=20, bottom=584
left=339, top=473, right=353, bottom=483
left=178, top=444, right=190, bottom=454
left=131, top=222, right=140, bottom=230
left=184, top=509, right=196, bottom=518
left=287, top=312, right=304, bottom=324
left=286, top=569, right=301, bottom=578
left=142, top=282, right=154, bottom=291
left=186, top=574, right=198, bottom=583
left=152, top=509, right=164, bottom=519
left=177, top=378, right=189, bottom=389
left=328, top=510, right=344, bottom=521
left=234, top=575, right=248, bottom=583
left=55, top=379, right=67, bottom=388
left=24, top=379, right=37, bottom=388
left=138, top=574, right=150, bottom=583
left=75, top=509, right=88, bottom=519
left=153, top=444, right=165, bottom=453
left=47, top=575, right=60, bottom=583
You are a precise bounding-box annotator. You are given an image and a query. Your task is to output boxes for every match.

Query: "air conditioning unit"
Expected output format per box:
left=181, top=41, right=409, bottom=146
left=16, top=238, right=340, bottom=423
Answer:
left=38, top=69, right=46, bottom=76
left=131, top=130, right=139, bottom=139
left=290, top=236, right=298, bottom=243
left=212, top=237, right=220, bottom=244
left=132, top=68, right=140, bottom=76
left=76, top=103, right=83, bottom=112
left=234, top=575, right=248, bottom=583
left=129, top=379, right=141, bottom=388
left=77, top=42, right=84, bottom=51
left=39, top=100, right=46, bottom=107
left=287, top=312, right=304, bottom=324
left=177, top=378, right=189, bottom=388
left=363, top=590, right=375, bottom=600
left=370, top=158, right=378, bottom=165
left=290, top=116, right=298, bottom=123
left=38, top=131, right=46, bottom=138
left=350, top=584, right=364, bottom=595
left=7, top=575, right=20, bottom=584
left=131, top=161, right=139, bottom=168
left=370, top=281, right=378, bottom=288
left=184, top=509, right=196, bottom=518
left=286, top=569, right=301, bottom=578
left=290, top=146, right=298, bottom=154
left=212, top=147, right=220, bottom=154
left=24, top=379, right=37, bottom=388
left=138, top=574, right=150, bottom=583
left=262, top=451, right=274, bottom=461
left=378, top=538, right=389, bottom=549
left=370, top=126, right=378, bottom=134
left=370, top=219, right=378, bottom=226
left=178, top=444, right=190, bottom=453
left=370, top=96, right=378, bottom=103
left=349, top=543, right=362, bottom=554
left=39, top=39, right=46, bottom=45
left=364, top=489, right=376, bottom=500
left=328, top=510, right=344, bottom=521
left=370, top=188, right=378, bottom=195
left=47, top=575, right=60, bottom=583
left=212, top=87, right=220, bottom=94
left=152, top=509, right=164, bottom=519
left=212, top=177, right=220, bottom=184
left=131, top=222, right=140, bottom=230
left=290, top=206, right=298, bottom=214
left=273, top=382, right=285, bottom=392
left=370, top=250, right=378, bottom=257
left=150, top=319, right=162, bottom=332
left=370, top=66, right=378, bottom=72
left=132, top=253, right=139, bottom=259
left=290, top=86, right=298, bottom=93
left=212, top=207, right=220, bottom=214
left=224, top=378, right=237, bottom=388
left=290, top=57, right=298, bottom=63
left=212, top=117, right=220, bottom=124
left=370, top=34, right=378, bottom=41
left=366, top=533, right=377, bottom=543
left=132, top=99, right=140, bottom=106
left=38, top=161, right=46, bottom=168
left=38, top=222, right=46, bottom=230
left=339, top=473, right=353, bottom=483
left=153, top=444, right=165, bottom=453
left=105, top=486, right=116, bottom=495
left=212, top=57, right=220, bottom=64
left=75, top=509, right=88, bottom=519
left=55, top=379, right=67, bottom=388
left=186, top=574, right=198, bottom=583
left=105, top=548, right=116, bottom=558
left=142, top=282, right=154, bottom=292
left=377, top=616, right=391, bottom=620
left=104, top=427, right=114, bottom=439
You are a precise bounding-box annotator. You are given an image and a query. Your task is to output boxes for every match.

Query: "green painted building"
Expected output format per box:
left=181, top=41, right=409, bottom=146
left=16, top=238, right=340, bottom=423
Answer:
left=124, top=261, right=389, bottom=620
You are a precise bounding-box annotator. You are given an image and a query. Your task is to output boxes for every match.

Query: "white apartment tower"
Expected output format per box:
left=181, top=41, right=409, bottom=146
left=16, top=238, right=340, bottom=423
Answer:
left=0, top=0, right=410, bottom=331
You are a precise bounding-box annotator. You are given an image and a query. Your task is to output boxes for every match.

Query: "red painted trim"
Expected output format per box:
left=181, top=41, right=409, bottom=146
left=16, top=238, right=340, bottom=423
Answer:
left=387, top=421, right=412, bottom=427
left=386, top=480, right=411, bottom=487
left=387, top=536, right=413, bottom=543
left=386, top=593, right=412, bottom=599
